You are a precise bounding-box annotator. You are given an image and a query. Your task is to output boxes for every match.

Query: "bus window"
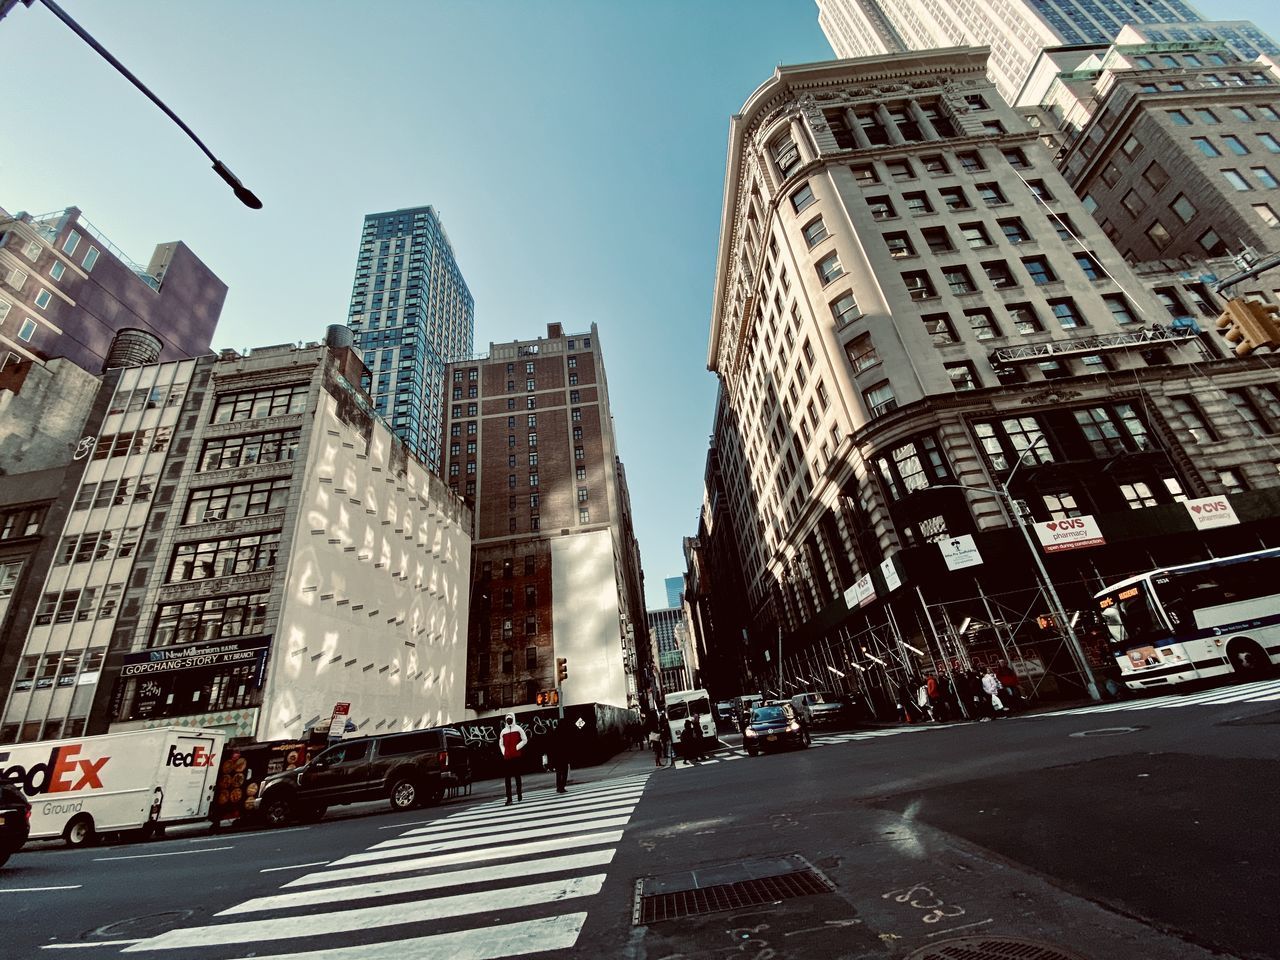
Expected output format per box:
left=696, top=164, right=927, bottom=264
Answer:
left=1100, top=582, right=1169, bottom=649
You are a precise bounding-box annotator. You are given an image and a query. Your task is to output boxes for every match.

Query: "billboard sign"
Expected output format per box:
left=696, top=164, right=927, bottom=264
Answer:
left=1032, top=515, right=1105, bottom=553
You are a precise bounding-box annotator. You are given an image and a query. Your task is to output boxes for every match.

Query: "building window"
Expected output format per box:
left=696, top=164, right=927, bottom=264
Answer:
left=1103, top=294, right=1137, bottom=324
left=1192, top=137, right=1221, bottom=157
left=997, top=218, right=1030, bottom=245
left=576, top=466, right=586, bottom=481
left=868, top=196, right=896, bottom=220
left=902, top=271, right=937, bottom=300
left=974, top=416, right=1053, bottom=472
left=211, top=383, right=309, bottom=424
left=884, top=232, right=915, bottom=259
left=1074, top=252, right=1104, bottom=280
left=1253, top=166, right=1279, bottom=188
left=1259, top=133, right=1280, bottom=153
left=1042, top=491, right=1082, bottom=520
left=1027, top=180, right=1053, bottom=202
left=959, top=223, right=991, bottom=248
left=574, top=446, right=584, bottom=460
left=1225, top=389, right=1272, bottom=435
left=851, top=163, right=880, bottom=185
left=817, top=252, right=844, bottom=285
left=579, top=508, right=590, bottom=524
left=1073, top=403, right=1150, bottom=456
left=199, top=429, right=301, bottom=471
left=168, top=532, right=281, bottom=583
left=863, top=381, right=896, bottom=418
left=1119, top=482, right=1158, bottom=509
left=1167, top=109, right=1190, bottom=126
left=529, top=473, right=539, bottom=487
left=1218, top=469, right=1247, bottom=493
left=33, top=288, right=52, bottom=309
left=1223, top=135, right=1250, bottom=156
left=943, top=265, right=977, bottom=294
left=1170, top=396, right=1217, bottom=443
left=790, top=183, right=816, bottom=213
left=1121, top=190, right=1146, bottom=217
left=149, top=592, right=268, bottom=647
left=770, top=131, right=801, bottom=177
left=1146, top=221, right=1172, bottom=249
left=17, top=318, right=36, bottom=341
left=1022, top=256, right=1055, bottom=285
left=62, top=230, right=80, bottom=254
left=964, top=308, right=1000, bottom=340
left=182, top=477, right=291, bottom=524
left=1142, top=161, right=1170, bottom=190
left=1001, top=148, right=1028, bottom=169
left=974, top=183, right=1005, bottom=206
left=1048, top=298, right=1084, bottom=329
left=1254, top=204, right=1280, bottom=228
left=1171, top=194, right=1197, bottom=223
left=941, top=186, right=972, bottom=210
left=1007, top=303, right=1041, bottom=334
left=570, top=390, right=580, bottom=403
left=1199, top=229, right=1227, bottom=255
left=955, top=151, right=984, bottom=173
left=918, top=226, right=951, bottom=253
left=802, top=217, right=828, bottom=247
left=875, top=433, right=950, bottom=499
left=922, top=154, right=950, bottom=174
left=903, top=192, right=933, bottom=215
left=1223, top=169, right=1252, bottom=191
left=846, top=335, right=879, bottom=373
left=982, top=261, right=1017, bottom=289
left=885, top=159, right=913, bottom=182
left=946, top=362, right=980, bottom=391
left=922, top=312, right=958, bottom=343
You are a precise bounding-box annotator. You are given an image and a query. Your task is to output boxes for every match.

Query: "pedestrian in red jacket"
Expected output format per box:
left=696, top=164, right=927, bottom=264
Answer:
left=500, top=713, right=529, bottom=805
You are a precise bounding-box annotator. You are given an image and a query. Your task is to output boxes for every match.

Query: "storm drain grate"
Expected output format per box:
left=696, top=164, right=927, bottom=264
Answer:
left=635, top=868, right=834, bottom=924
left=906, top=936, right=1087, bottom=960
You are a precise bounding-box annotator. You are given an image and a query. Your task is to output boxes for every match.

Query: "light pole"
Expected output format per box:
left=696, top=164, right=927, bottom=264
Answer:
left=932, top=437, right=1101, bottom=701
left=2, top=0, right=262, bottom=208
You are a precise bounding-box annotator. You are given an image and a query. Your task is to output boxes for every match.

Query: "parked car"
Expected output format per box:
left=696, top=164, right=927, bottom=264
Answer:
left=790, top=691, right=846, bottom=728
left=715, top=700, right=735, bottom=727
left=0, top=783, right=31, bottom=868
left=743, top=704, right=810, bottom=755
left=249, top=726, right=471, bottom=827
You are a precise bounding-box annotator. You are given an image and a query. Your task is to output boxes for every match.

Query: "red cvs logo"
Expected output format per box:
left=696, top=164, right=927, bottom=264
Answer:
left=1046, top=519, right=1086, bottom=532
left=1191, top=500, right=1229, bottom=514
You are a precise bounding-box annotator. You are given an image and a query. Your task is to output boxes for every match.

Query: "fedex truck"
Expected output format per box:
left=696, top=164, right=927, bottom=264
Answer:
left=0, top=727, right=224, bottom=847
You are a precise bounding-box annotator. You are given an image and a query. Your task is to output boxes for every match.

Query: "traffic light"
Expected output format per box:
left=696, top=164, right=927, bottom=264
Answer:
left=1215, top=298, right=1280, bottom=356
left=556, top=657, right=568, bottom=683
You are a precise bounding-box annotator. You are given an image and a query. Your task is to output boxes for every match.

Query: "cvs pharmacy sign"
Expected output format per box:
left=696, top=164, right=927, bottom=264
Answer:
left=1033, top=515, right=1106, bottom=553
left=1184, top=495, right=1240, bottom=531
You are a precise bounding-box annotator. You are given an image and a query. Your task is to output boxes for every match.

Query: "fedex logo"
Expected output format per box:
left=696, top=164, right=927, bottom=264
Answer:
left=167, top=744, right=215, bottom=768
left=0, top=745, right=109, bottom=798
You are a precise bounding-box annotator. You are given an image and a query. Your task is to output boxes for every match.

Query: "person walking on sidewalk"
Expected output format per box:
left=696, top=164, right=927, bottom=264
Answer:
left=500, top=713, right=529, bottom=804
left=981, top=667, right=1009, bottom=717
left=648, top=725, right=664, bottom=767
left=549, top=720, right=573, bottom=793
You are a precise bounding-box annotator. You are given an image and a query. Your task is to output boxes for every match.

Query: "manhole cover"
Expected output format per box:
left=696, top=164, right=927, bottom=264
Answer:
left=907, top=936, right=1086, bottom=960
left=1068, top=726, right=1144, bottom=738
left=633, top=854, right=835, bottom=924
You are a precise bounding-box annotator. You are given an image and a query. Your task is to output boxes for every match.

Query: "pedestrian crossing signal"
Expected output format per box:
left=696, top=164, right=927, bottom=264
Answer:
left=536, top=690, right=560, bottom=707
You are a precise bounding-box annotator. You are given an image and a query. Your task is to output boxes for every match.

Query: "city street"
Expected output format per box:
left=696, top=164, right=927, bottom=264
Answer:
left=3, top=679, right=1278, bottom=959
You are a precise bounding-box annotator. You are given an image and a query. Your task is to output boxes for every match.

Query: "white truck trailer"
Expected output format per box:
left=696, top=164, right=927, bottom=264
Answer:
left=0, top=727, right=225, bottom=846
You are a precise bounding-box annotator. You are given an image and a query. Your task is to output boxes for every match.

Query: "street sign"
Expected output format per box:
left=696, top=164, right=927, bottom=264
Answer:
left=843, top=572, right=876, bottom=608
left=575, top=717, right=586, bottom=730
left=1183, top=495, right=1239, bottom=531
left=1032, top=515, right=1105, bottom=553
left=938, top=535, right=983, bottom=570
left=327, top=702, right=351, bottom=739
left=880, top=555, right=902, bottom=593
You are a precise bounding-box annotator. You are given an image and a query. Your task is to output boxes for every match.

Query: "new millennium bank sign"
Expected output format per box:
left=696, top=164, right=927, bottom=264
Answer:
left=120, top=636, right=271, bottom=678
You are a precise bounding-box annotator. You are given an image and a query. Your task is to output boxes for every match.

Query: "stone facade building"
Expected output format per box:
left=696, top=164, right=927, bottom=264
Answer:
left=704, top=49, right=1280, bottom=700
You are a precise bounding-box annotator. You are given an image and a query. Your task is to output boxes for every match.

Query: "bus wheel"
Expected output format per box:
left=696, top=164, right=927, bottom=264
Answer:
left=64, top=814, right=97, bottom=848
left=1227, top=638, right=1271, bottom=678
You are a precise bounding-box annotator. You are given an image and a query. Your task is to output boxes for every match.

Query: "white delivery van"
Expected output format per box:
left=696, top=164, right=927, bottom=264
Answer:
left=0, top=727, right=225, bottom=847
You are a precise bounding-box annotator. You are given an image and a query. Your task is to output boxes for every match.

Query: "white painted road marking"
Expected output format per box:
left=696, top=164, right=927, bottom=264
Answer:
left=2, top=884, right=83, bottom=893
left=40, top=938, right=143, bottom=949
left=259, top=860, right=330, bottom=873
left=364, top=814, right=632, bottom=855
left=94, top=846, right=233, bottom=862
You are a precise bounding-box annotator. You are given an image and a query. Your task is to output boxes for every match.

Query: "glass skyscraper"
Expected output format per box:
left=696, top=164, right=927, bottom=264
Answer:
left=346, top=206, right=474, bottom=472
left=816, top=0, right=1278, bottom=104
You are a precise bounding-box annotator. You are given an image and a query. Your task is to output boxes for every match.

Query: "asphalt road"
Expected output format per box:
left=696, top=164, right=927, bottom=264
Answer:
left=2, top=678, right=1278, bottom=960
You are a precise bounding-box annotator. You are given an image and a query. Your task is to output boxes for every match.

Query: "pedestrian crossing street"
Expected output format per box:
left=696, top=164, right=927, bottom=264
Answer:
left=108, top=774, right=651, bottom=960
left=672, top=724, right=943, bottom=767
left=1025, top=676, right=1280, bottom=718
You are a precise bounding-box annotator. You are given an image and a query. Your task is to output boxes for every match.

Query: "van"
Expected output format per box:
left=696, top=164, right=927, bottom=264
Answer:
left=0, top=727, right=225, bottom=847
left=790, top=691, right=844, bottom=728
left=248, top=726, right=470, bottom=826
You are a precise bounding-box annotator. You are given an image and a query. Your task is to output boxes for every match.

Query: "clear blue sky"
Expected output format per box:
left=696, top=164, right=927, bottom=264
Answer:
left=2, top=1, right=1277, bottom=605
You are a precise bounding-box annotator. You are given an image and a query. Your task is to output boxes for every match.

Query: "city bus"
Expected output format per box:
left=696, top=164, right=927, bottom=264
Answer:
left=1094, top=547, right=1280, bottom=691
left=663, top=688, right=717, bottom=743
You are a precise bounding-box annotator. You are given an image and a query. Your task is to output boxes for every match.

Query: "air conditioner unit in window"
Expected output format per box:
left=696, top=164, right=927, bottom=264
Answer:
left=203, top=512, right=224, bottom=522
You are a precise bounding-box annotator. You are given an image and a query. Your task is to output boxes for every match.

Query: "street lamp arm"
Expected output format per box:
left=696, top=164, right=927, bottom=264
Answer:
left=34, top=0, right=263, bottom=209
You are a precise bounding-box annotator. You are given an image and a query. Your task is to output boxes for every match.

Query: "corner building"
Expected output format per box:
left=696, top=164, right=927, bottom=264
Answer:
left=444, top=324, right=648, bottom=714
left=709, top=50, right=1280, bottom=697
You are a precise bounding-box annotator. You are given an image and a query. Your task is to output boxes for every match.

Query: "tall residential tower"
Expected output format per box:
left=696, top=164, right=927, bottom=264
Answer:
left=346, top=206, right=474, bottom=473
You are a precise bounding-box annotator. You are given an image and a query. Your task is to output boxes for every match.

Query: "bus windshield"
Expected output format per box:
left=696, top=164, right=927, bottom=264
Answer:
left=1097, top=581, right=1170, bottom=651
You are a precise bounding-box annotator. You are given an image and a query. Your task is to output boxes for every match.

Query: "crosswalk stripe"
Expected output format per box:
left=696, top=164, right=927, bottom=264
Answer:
left=285, top=829, right=625, bottom=887
left=470, top=775, right=651, bottom=807
left=220, top=849, right=617, bottom=917
left=362, top=814, right=632, bottom=857
left=417, top=787, right=645, bottom=826
left=214, top=912, right=588, bottom=960
left=402, top=798, right=639, bottom=840
left=126, top=875, right=605, bottom=951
